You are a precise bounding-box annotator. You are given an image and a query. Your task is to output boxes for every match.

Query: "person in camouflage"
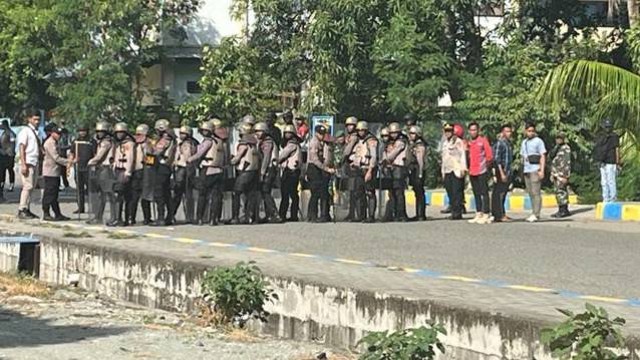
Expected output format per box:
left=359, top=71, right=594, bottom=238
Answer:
left=550, top=132, right=572, bottom=218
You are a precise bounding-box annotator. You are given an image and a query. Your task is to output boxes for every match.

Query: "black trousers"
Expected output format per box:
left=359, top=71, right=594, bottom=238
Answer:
left=0, top=155, right=15, bottom=185
left=259, top=169, right=279, bottom=219
left=172, top=166, right=196, bottom=222
left=409, top=169, right=425, bottom=219
left=232, top=170, right=259, bottom=222
left=91, top=166, right=116, bottom=223
left=389, top=166, right=408, bottom=220
left=197, top=172, right=224, bottom=224
left=75, top=170, right=89, bottom=212
left=491, top=179, right=510, bottom=220
left=279, top=169, right=300, bottom=220
left=42, top=176, right=62, bottom=216
left=444, top=172, right=464, bottom=218
left=114, top=169, right=132, bottom=223
left=307, top=165, right=330, bottom=221
left=127, top=170, right=148, bottom=223
left=153, top=165, right=173, bottom=221
left=60, top=165, right=69, bottom=188
left=470, top=173, right=490, bottom=214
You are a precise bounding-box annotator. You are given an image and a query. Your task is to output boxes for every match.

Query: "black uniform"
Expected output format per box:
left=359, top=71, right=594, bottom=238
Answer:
left=69, top=135, right=96, bottom=213
left=150, top=132, right=176, bottom=226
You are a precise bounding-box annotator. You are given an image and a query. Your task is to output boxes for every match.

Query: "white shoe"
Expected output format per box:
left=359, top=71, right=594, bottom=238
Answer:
left=526, top=215, right=538, bottom=223
left=476, top=214, right=488, bottom=224
left=483, top=215, right=494, bottom=224
left=468, top=214, right=481, bottom=224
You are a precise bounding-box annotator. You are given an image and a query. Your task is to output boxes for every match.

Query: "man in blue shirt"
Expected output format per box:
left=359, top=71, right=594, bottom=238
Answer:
left=491, top=124, right=513, bottom=222
left=520, top=122, right=546, bottom=222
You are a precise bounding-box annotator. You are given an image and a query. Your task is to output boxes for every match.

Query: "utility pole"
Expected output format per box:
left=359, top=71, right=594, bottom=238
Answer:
left=629, top=0, right=639, bottom=27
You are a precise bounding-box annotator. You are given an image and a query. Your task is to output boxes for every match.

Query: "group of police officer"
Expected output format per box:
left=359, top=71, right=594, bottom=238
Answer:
left=66, top=113, right=426, bottom=227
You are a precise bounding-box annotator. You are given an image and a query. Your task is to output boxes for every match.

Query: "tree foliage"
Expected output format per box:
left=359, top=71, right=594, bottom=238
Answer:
left=0, top=0, right=200, bottom=126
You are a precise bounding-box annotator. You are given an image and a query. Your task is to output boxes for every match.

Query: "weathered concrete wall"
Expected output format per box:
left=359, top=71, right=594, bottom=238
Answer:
left=0, top=242, right=20, bottom=272
left=34, top=236, right=639, bottom=360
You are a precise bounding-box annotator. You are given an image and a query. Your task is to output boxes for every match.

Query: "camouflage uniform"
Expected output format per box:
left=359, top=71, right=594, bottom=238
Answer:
left=551, top=143, right=571, bottom=206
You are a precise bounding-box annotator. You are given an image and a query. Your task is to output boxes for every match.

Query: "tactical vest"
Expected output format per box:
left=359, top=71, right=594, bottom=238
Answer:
left=353, top=134, right=378, bottom=168
left=156, top=134, right=176, bottom=166
left=408, top=139, right=426, bottom=165
left=261, top=136, right=279, bottom=168
left=134, top=141, right=145, bottom=171
left=115, top=138, right=133, bottom=170
left=282, top=140, right=302, bottom=170
left=236, top=141, right=260, bottom=171
left=392, top=138, right=408, bottom=167
left=175, top=139, right=195, bottom=167
left=74, top=139, right=93, bottom=171
left=202, top=138, right=225, bottom=168
left=98, top=137, right=114, bottom=167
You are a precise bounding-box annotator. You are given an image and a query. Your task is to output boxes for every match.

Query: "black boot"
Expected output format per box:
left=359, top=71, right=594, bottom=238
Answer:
left=141, top=200, right=151, bottom=225
left=559, top=205, right=571, bottom=218
left=551, top=207, right=562, bottom=218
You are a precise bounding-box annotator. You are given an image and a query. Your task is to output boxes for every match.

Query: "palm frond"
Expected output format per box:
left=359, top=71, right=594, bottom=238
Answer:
left=537, top=60, right=640, bottom=136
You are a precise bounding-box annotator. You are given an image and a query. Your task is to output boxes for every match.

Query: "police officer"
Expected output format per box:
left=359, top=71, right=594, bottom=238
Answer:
left=306, top=124, right=335, bottom=223
left=110, top=122, right=135, bottom=226
left=86, top=122, right=116, bottom=225
left=229, top=123, right=260, bottom=225
left=171, top=125, right=198, bottom=224
left=384, top=122, right=409, bottom=222
left=69, top=126, right=95, bottom=214
left=212, top=118, right=231, bottom=222
left=550, top=132, right=572, bottom=218
left=278, top=124, right=302, bottom=221
left=255, top=122, right=282, bottom=223
left=150, top=119, right=176, bottom=226
left=342, top=116, right=359, bottom=221
left=41, top=124, right=70, bottom=221
left=129, top=124, right=151, bottom=225
left=189, top=121, right=225, bottom=225
left=403, top=114, right=417, bottom=134
left=407, top=126, right=427, bottom=221
left=352, top=121, right=378, bottom=223
left=379, top=127, right=395, bottom=222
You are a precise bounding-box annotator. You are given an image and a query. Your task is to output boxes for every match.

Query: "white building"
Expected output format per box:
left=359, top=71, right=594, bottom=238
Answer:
left=141, top=0, right=245, bottom=109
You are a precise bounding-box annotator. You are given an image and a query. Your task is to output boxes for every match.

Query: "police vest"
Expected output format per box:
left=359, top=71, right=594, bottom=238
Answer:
left=202, top=138, right=225, bottom=168
left=353, top=134, right=378, bottom=168
left=236, top=141, right=260, bottom=171
left=392, top=138, right=408, bottom=167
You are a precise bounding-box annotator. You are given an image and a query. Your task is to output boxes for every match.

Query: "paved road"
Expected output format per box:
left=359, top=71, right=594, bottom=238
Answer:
left=1, top=184, right=639, bottom=302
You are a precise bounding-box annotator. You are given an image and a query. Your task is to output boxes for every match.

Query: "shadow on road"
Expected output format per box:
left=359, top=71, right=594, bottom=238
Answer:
left=0, top=305, right=130, bottom=348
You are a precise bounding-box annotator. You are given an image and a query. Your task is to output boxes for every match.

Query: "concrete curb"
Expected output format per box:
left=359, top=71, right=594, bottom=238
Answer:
left=406, top=190, right=579, bottom=210
left=596, top=202, right=640, bottom=222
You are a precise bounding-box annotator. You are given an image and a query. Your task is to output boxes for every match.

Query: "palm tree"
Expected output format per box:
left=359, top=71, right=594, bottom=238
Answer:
left=537, top=60, right=640, bottom=142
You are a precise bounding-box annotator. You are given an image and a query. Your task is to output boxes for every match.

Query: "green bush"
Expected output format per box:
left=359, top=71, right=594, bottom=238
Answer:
left=540, top=303, right=627, bottom=360
left=200, top=261, right=278, bottom=327
left=358, top=322, right=446, bottom=360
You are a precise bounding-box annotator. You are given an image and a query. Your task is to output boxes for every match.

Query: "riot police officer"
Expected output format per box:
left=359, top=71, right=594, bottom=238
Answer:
left=171, top=125, right=198, bottom=224
left=342, top=116, right=359, bottom=221
left=69, top=126, right=95, bottom=214
left=384, top=122, right=409, bottom=222
left=408, top=126, right=427, bottom=221
left=86, top=122, right=116, bottom=225
left=211, top=118, right=231, bottom=222
left=150, top=119, right=176, bottom=226
left=110, top=122, right=135, bottom=226
left=129, top=124, right=151, bottom=225
left=379, top=127, right=395, bottom=221
left=255, top=122, right=282, bottom=223
left=229, top=123, right=260, bottom=225
left=353, top=121, right=379, bottom=223
left=278, top=125, right=302, bottom=221
left=189, top=121, right=225, bottom=225
left=306, top=124, right=335, bottom=222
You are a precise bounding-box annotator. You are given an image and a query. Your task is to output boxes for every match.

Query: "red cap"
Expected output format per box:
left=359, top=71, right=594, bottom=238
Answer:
left=453, top=124, right=464, bottom=138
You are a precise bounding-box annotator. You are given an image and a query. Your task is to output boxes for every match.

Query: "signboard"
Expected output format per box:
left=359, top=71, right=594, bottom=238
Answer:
left=310, top=114, right=335, bottom=136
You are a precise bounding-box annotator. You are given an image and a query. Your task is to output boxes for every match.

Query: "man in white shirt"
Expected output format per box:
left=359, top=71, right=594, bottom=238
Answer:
left=17, top=109, right=42, bottom=219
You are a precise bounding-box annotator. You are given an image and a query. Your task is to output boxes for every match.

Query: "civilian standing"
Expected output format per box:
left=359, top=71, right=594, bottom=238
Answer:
left=17, top=109, right=42, bottom=219
left=520, top=123, right=546, bottom=223
left=467, top=122, right=493, bottom=224
left=441, top=123, right=467, bottom=220
left=593, top=119, right=620, bottom=203
left=491, top=125, right=514, bottom=222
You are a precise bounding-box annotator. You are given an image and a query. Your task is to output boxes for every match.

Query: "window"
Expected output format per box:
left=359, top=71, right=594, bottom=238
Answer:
left=187, top=81, right=201, bottom=94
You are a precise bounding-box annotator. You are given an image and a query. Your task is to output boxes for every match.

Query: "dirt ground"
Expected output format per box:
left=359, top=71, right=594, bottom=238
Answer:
left=0, top=273, right=355, bottom=360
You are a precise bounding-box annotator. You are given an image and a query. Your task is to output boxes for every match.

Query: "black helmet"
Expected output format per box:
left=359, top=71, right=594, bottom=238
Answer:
left=602, top=118, right=614, bottom=129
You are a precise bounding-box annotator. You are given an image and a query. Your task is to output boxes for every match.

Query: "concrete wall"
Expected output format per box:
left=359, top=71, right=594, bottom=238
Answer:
left=31, top=235, right=640, bottom=359
left=0, top=242, right=19, bottom=272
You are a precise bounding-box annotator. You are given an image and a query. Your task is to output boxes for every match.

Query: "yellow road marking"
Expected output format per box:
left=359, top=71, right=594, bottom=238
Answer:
left=174, top=237, right=201, bottom=244
left=64, top=223, right=82, bottom=228
left=208, top=242, right=236, bottom=248
left=506, top=285, right=555, bottom=293
left=85, top=226, right=105, bottom=231
left=289, top=253, right=317, bottom=258
left=402, top=268, right=422, bottom=273
left=115, top=230, right=138, bottom=235
left=145, top=233, right=169, bottom=239
left=247, top=247, right=278, bottom=253
left=440, top=275, right=481, bottom=283
left=579, top=295, right=627, bottom=304
left=334, top=258, right=368, bottom=265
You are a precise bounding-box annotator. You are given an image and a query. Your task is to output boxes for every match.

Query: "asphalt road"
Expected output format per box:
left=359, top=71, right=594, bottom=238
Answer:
left=2, top=186, right=640, bottom=302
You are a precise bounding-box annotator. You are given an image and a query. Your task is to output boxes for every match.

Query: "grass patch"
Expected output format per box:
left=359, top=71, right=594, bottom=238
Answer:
left=0, top=272, right=51, bottom=298
left=64, top=231, right=93, bottom=238
left=223, top=327, right=260, bottom=343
